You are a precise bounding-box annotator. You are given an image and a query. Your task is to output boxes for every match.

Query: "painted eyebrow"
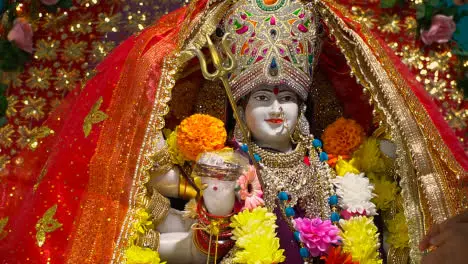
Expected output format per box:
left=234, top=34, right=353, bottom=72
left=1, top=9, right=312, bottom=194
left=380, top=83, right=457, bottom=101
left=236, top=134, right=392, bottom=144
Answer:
left=253, top=89, right=273, bottom=93
left=253, top=89, right=295, bottom=94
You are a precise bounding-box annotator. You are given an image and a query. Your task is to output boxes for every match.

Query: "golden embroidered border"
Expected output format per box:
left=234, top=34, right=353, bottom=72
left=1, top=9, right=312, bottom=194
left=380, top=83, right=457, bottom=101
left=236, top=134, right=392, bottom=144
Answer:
left=314, top=1, right=448, bottom=262
left=112, top=2, right=232, bottom=262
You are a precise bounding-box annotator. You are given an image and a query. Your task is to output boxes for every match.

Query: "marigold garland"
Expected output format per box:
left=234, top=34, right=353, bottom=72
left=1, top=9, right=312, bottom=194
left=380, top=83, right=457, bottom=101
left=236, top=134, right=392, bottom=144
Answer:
left=176, top=114, right=227, bottom=161
left=322, top=118, right=365, bottom=156
left=385, top=212, right=410, bottom=249
left=340, top=216, right=382, bottom=264
left=230, top=207, right=285, bottom=264
left=125, top=245, right=166, bottom=264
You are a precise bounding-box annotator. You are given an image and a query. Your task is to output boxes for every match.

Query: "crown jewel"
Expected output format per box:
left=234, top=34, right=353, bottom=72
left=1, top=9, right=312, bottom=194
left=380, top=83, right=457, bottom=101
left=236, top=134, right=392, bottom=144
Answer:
left=222, top=0, right=322, bottom=101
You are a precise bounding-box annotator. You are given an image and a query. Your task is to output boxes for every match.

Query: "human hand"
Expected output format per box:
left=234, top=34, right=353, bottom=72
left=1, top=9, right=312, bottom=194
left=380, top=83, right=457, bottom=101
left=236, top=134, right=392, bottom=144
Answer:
left=420, top=210, right=468, bottom=264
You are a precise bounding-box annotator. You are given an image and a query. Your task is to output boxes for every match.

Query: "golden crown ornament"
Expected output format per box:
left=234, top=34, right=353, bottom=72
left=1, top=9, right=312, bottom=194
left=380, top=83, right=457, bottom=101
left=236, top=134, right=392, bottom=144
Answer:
left=222, top=0, right=323, bottom=101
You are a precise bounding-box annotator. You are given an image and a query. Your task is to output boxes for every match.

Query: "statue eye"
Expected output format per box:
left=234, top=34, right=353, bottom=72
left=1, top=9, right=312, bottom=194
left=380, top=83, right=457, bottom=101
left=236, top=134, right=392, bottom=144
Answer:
left=254, top=95, right=269, bottom=101
left=280, top=95, right=295, bottom=102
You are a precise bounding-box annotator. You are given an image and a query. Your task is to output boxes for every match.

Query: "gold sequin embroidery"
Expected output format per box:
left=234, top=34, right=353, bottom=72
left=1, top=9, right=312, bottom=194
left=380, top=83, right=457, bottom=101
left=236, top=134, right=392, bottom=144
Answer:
left=0, top=217, right=8, bottom=240
left=36, top=204, right=62, bottom=247
left=83, top=96, right=108, bottom=138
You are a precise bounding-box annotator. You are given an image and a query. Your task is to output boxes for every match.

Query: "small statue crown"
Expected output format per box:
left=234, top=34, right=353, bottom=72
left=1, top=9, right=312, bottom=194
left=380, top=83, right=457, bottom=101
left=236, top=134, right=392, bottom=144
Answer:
left=222, top=0, right=323, bottom=101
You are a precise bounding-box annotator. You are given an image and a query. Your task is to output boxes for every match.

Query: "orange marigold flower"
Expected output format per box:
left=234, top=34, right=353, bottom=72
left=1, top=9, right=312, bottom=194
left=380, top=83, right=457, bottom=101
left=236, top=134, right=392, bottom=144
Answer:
left=176, top=114, right=227, bottom=161
left=321, top=246, right=359, bottom=264
left=322, top=117, right=365, bottom=156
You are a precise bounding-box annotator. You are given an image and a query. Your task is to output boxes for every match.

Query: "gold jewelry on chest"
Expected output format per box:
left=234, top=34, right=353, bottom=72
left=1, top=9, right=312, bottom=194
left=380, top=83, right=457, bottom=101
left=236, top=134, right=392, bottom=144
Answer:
left=248, top=142, right=332, bottom=218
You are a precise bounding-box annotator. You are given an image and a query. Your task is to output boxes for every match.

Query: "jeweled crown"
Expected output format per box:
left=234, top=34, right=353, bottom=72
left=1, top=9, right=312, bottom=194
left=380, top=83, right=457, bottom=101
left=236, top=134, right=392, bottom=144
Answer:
left=222, top=0, right=322, bottom=101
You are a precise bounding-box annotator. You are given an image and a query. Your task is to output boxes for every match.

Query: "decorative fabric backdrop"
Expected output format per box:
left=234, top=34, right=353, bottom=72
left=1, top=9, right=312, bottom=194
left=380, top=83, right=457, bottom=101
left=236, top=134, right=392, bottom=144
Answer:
left=0, top=0, right=466, bottom=170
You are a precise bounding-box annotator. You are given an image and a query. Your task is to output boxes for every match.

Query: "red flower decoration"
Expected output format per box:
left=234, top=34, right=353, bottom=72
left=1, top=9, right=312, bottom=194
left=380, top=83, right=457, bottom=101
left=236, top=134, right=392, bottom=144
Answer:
left=303, top=156, right=310, bottom=166
left=320, top=246, right=359, bottom=264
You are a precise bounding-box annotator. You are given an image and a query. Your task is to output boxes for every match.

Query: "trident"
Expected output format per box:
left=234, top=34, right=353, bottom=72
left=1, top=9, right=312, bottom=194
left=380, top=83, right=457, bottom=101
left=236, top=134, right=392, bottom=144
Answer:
left=186, top=34, right=249, bottom=141
left=185, top=34, right=263, bottom=174
left=185, top=33, right=265, bottom=263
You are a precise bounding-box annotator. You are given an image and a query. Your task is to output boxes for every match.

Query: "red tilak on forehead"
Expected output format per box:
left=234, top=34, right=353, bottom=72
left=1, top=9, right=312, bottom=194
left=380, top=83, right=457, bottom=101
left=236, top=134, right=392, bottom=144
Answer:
left=273, top=87, right=279, bottom=95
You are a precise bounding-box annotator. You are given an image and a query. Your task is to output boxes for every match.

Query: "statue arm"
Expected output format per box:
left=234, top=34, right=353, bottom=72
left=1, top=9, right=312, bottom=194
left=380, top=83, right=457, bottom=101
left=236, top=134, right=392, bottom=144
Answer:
left=147, top=131, right=198, bottom=199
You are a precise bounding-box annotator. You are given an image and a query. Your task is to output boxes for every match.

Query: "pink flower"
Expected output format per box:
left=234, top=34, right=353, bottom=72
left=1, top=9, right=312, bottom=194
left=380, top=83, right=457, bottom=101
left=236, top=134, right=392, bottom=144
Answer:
left=40, top=0, right=60, bottom=5
left=7, top=18, right=33, bottom=53
left=293, top=217, right=341, bottom=257
left=237, top=165, right=264, bottom=210
left=420, top=15, right=456, bottom=45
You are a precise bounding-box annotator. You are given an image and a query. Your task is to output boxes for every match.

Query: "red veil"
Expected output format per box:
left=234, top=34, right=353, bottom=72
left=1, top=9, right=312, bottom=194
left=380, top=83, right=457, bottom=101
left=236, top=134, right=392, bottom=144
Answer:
left=0, top=0, right=466, bottom=263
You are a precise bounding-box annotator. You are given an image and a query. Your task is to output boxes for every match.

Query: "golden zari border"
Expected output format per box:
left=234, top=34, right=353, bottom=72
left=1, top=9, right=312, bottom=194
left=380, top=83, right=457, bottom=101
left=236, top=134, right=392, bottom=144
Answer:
left=318, top=0, right=466, bottom=213
left=111, top=1, right=232, bottom=262
left=67, top=16, right=184, bottom=263
left=312, top=1, right=462, bottom=262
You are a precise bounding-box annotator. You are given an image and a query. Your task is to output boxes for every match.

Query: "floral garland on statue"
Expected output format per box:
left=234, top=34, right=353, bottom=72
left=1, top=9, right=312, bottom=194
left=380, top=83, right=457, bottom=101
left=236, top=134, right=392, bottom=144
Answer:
left=230, top=207, right=285, bottom=263
left=323, top=118, right=410, bottom=256
left=231, top=117, right=386, bottom=264
left=124, top=114, right=228, bottom=264
left=125, top=114, right=408, bottom=263
left=124, top=208, right=166, bottom=264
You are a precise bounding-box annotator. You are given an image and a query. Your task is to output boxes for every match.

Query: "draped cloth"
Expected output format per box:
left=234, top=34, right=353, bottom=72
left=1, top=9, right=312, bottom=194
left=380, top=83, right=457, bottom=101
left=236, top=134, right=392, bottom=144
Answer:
left=0, top=0, right=466, bottom=263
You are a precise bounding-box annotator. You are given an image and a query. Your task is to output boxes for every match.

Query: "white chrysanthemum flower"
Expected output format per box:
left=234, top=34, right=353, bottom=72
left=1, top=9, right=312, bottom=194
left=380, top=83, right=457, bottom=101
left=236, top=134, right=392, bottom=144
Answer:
left=333, top=173, right=377, bottom=216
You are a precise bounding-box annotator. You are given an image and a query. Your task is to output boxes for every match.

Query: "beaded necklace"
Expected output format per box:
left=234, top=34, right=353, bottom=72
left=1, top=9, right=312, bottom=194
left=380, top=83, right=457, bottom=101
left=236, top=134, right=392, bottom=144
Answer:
left=240, top=137, right=341, bottom=264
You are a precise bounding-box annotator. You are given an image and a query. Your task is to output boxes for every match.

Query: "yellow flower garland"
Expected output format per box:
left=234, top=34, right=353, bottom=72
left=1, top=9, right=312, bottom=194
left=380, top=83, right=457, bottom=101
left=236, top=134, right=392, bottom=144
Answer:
left=371, top=178, right=398, bottom=211
left=385, top=212, right=410, bottom=249
left=230, top=207, right=285, bottom=264
left=164, top=128, right=186, bottom=166
left=340, top=216, right=382, bottom=264
left=335, top=158, right=360, bottom=176
left=125, top=245, right=166, bottom=264
left=351, top=138, right=387, bottom=174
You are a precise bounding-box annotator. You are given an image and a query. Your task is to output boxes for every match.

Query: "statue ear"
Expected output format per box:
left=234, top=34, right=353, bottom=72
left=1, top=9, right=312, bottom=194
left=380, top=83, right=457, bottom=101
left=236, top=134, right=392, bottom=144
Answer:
left=292, top=103, right=310, bottom=141
left=238, top=105, right=245, bottom=122
left=234, top=106, right=246, bottom=142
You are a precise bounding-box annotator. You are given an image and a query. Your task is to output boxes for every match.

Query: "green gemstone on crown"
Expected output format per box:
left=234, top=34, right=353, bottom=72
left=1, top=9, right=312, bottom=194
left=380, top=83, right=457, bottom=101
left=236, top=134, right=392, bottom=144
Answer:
left=256, top=0, right=287, bottom=12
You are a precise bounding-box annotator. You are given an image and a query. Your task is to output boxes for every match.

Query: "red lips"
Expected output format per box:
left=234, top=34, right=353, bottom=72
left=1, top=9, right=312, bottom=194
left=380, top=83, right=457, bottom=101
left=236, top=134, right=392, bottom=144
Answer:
left=265, top=118, right=284, bottom=124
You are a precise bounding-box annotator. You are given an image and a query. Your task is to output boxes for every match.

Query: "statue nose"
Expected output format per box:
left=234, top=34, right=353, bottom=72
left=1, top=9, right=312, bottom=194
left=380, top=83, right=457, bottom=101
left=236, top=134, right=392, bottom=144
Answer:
left=269, top=101, right=283, bottom=117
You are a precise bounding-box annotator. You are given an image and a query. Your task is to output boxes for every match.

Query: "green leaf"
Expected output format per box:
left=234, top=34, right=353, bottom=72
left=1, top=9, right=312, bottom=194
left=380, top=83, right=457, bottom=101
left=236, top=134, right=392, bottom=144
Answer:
left=454, top=10, right=468, bottom=22
left=43, top=4, right=58, bottom=13
left=7, top=2, right=19, bottom=23
left=416, top=4, right=426, bottom=19
left=0, top=95, right=7, bottom=117
left=381, top=0, right=398, bottom=9
left=458, top=78, right=468, bottom=99
left=428, top=0, right=440, bottom=7
left=441, top=7, right=458, bottom=17
left=0, top=40, right=31, bottom=72
left=29, top=0, right=41, bottom=21
left=57, top=0, right=73, bottom=9
left=0, top=117, right=7, bottom=127
left=0, top=83, right=7, bottom=94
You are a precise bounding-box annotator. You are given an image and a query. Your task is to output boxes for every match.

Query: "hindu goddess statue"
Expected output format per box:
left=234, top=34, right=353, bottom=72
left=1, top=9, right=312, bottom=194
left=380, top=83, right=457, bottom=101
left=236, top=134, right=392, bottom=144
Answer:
left=0, top=0, right=467, bottom=263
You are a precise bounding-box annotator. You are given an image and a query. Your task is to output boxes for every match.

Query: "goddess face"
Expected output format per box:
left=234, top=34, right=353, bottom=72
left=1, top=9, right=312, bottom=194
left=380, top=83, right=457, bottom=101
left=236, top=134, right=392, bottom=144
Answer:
left=244, top=85, right=299, bottom=150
